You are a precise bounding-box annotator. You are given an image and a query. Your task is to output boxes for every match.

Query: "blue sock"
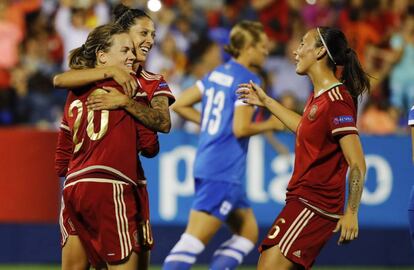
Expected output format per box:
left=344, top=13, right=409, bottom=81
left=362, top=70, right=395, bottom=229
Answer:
left=209, top=235, right=254, bottom=270
left=163, top=233, right=205, bottom=270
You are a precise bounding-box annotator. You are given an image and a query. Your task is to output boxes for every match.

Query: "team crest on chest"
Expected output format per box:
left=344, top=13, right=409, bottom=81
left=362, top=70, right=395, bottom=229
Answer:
left=307, top=104, right=318, bottom=121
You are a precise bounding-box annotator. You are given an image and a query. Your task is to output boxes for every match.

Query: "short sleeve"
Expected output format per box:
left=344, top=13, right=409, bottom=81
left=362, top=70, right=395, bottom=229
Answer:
left=328, top=99, right=358, bottom=137
left=234, top=73, right=261, bottom=107
left=153, top=79, right=175, bottom=105
left=196, top=80, right=205, bottom=94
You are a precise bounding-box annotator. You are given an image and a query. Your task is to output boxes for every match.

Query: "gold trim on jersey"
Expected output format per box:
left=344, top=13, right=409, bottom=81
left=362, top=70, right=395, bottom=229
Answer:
left=63, top=178, right=133, bottom=189
left=299, top=197, right=340, bottom=219
left=66, top=165, right=146, bottom=186
left=141, top=70, right=162, bottom=80
left=153, top=91, right=173, bottom=96
left=332, top=126, right=358, bottom=134
left=60, top=123, right=70, bottom=131
left=68, top=100, right=84, bottom=153
left=315, top=82, right=343, bottom=97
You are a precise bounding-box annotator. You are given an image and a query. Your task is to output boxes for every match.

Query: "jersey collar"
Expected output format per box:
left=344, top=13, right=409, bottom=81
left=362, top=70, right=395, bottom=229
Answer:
left=314, top=82, right=343, bottom=98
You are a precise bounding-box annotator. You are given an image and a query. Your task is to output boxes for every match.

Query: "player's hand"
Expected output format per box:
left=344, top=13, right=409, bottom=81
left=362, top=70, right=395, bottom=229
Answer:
left=86, top=86, right=130, bottom=110
left=109, top=66, right=138, bottom=97
left=333, top=211, right=359, bottom=245
left=237, top=82, right=265, bottom=107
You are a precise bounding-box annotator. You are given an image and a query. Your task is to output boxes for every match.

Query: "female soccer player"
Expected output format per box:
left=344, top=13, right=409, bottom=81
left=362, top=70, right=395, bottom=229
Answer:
left=162, top=21, right=284, bottom=270
left=53, top=4, right=174, bottom=133
left=55, top=23, right=155, bottom=270
left=238, top=26, right=369, bottom=270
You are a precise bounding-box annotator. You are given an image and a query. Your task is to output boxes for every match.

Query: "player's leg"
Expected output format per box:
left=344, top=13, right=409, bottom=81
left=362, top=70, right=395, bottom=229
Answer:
left=60, top=190, right=90, bottom=270
left=106, top=250, right=150, bottom=270
left=163, top=178, right=230, bottom=270
left=258, top=245, right=298, bottom=270
left=163, top=210, right=222, bottom=270
left=107, top=252, right=138, bottom=270
left=137, top=250, right=150, bottom=270
left=62, top=235, right=90, bottom=270
left=209, top=207, right=257, bottom=270
left=258, top=200, right=336, bottom=270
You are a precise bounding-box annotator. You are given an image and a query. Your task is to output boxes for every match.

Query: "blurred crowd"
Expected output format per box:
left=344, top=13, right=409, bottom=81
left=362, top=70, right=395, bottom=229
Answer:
left=0, top=0, right=413, bottom=135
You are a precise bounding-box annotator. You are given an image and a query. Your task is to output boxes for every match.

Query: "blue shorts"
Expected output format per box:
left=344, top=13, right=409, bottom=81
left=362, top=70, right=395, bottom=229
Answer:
left=192, top=178, right=250, bottom=221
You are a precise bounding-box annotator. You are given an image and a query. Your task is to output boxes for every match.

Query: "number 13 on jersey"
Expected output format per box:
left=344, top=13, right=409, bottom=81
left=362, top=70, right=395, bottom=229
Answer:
left=201, top=87, right=226, bottom=135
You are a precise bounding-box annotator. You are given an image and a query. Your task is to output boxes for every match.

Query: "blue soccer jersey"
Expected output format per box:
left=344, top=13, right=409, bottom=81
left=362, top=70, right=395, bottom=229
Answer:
left=193, top=59, right=261, bottom=183
left=409, top=105, right=414, bottom=126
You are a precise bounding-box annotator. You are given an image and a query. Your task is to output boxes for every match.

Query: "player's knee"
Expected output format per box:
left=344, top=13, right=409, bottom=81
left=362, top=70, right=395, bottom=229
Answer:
left=62, top=260, right=89, bottom=270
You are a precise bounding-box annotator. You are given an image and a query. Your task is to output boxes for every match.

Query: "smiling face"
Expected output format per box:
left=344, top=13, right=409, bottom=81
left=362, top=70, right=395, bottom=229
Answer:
left=98, top=33, right=136, bottom=70
left=293, top=29, right=322, bottom=75
left=128, top=16, right=155, bottom=63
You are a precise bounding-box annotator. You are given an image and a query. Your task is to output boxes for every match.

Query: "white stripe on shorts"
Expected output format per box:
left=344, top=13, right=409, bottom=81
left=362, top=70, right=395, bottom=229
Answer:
left=283, top=211, right=314, bottom=256
left=113, top=183, right=131, bottom=259
left=279, top=208, right=314, bottom=256
left=59, top=198, right=68, bottom=245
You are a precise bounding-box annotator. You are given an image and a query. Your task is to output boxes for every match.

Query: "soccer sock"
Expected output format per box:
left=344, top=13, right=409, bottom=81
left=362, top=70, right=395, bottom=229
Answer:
left=162, top=233, right=205, bottom=270
left=209, top=235, right=255, bottom=270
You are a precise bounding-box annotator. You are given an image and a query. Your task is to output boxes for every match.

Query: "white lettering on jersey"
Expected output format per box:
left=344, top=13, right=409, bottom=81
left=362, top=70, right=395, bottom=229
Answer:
left=208, top=71, right=234, bottom=87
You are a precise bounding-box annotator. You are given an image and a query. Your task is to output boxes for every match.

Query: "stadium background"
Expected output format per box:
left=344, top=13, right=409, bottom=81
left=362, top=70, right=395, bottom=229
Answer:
left=0, top=0, right=414, bottom=268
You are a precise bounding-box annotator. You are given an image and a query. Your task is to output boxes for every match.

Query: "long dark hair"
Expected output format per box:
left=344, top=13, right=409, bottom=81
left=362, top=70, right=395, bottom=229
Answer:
left=68, top=23, right=126, bottom=69
left=113, top=4, right=152, bottom=31
left=224, top=20, right=264, bottom=58
left=316, top=26, right=370, bottom=104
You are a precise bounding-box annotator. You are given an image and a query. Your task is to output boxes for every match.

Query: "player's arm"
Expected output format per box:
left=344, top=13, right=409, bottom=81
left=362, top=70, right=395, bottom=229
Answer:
left=171, top=85, right=202, bottom=124
left=124, top=95, right=171, bottom=133
left=237, top=81, right=301, bottom=133
left=55, top=124, right=73, bottom=177
left=334, top=134, right=366, bottom=245
left=85, top=86, right=172, bottom=133
left=233, top=105, right=284, bottom=138
left=53, top=66, right=138, bottom=97
left=136, top=122, right=159, bottom=158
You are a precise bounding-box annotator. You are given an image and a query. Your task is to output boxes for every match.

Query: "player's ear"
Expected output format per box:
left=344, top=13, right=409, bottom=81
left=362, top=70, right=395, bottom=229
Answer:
left=97, top=50, right=107, bottom=65
left=316, top=46, right=326, bottom=60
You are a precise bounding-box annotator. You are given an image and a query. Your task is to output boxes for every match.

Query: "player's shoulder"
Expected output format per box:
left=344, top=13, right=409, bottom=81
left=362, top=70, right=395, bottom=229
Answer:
left=139, top=67, right=163, bottom=82
left=321, top=84, right=353, bottom=105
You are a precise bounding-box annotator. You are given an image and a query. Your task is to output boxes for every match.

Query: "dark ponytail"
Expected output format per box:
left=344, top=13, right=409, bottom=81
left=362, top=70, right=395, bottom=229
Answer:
left=316, top=27, right=370, bottom=104
left=341, top=47, right=370, bottom=104
left=113, top=4, right=152, bottom=31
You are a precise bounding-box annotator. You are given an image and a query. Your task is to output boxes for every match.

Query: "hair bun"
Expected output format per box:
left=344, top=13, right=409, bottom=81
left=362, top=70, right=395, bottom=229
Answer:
left=113, top=4, right=129, bottom=20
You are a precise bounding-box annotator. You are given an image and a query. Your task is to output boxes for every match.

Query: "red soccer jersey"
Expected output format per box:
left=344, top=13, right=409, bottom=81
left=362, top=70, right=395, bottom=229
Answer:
left=136, top=67, right=175, bottom=105
left=286, top=84, right=358, bottom=215
left=59, top=85, right=140, bottom=185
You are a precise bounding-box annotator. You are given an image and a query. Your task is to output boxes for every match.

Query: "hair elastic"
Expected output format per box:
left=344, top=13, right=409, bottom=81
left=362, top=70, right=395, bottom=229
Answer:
left=317, top=27, right=336, bottom=65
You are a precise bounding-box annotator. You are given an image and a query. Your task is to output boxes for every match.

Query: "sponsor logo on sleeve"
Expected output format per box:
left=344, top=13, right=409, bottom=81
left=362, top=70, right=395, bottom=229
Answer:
left=157, top=82, right=168, bottom=90
left=333, top=115, right=354, bottom=125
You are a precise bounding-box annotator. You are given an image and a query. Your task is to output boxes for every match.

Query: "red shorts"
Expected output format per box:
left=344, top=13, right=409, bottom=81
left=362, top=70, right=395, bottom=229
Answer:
left=60, top=178, right=153, bottom=267
left=259, top=200, right=337, bottom=270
